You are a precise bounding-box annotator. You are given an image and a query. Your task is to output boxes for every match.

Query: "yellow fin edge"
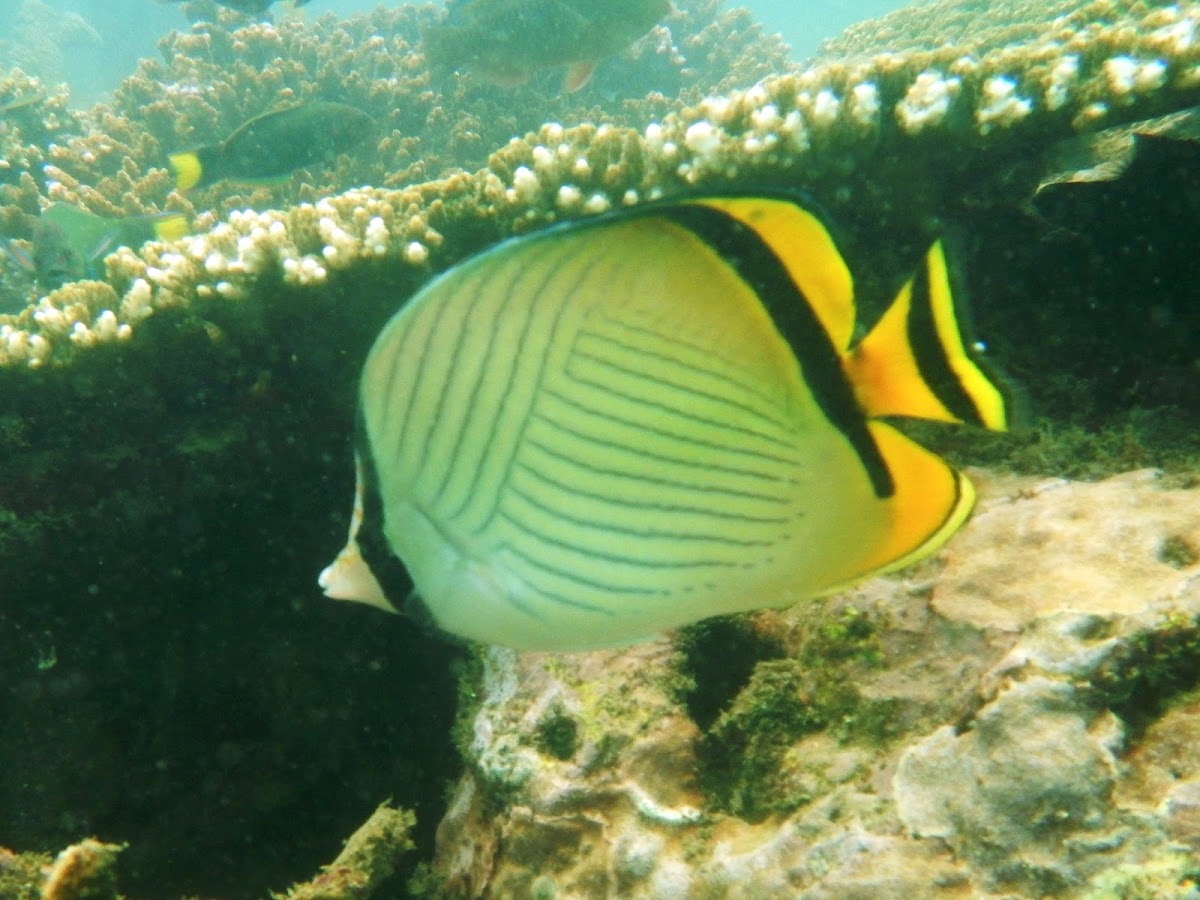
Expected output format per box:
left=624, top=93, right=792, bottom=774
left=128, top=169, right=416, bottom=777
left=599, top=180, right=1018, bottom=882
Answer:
left=862, top=420, right=976, bottom=579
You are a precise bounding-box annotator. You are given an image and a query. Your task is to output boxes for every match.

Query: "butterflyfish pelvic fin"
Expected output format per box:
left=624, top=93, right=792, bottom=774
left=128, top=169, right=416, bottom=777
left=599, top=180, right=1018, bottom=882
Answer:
left=845, top=241, right=1009, bottom=431
left=319, top=540, right=394, bottom=613
left=318, top=457, right=396, bottom=614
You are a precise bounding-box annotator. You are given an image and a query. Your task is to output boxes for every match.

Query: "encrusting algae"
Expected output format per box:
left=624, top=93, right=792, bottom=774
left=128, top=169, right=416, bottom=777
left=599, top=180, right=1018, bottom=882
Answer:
left=1, top=0, right=1199, bottom=896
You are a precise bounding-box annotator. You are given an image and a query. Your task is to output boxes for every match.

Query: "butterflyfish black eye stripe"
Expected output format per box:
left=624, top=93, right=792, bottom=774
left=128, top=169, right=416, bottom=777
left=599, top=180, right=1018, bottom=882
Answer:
left=655, top=199, right=895, bottom=500
left=321, top=191, right=1014, bottom=651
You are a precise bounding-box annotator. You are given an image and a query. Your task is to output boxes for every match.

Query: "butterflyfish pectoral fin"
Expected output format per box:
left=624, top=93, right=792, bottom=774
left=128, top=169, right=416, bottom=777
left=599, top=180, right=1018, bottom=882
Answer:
left=844, top=241, right=1010, bottom=430
left=854, top=419, right=976, bottom=581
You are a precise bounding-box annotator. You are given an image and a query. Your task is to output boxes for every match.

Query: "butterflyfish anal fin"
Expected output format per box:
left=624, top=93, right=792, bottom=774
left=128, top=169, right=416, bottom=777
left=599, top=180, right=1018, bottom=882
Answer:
left=853, top=419, right=975, bottom=581
left=679, top=195, right=856, bottom=350
left=845, top=241, right=1010, bottom=430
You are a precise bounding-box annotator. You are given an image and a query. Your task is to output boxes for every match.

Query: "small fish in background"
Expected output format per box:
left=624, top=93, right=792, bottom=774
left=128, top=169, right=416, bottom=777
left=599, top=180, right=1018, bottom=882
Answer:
left=0, top=91, right=47, bottom=118
left=0, top=238, right=38, bottom=314
left=168, top=101, right=376, bottom=191
left=320, top=192, right=1013, bottom=651
left=424, top=0, right=672, bottom=93
left=4, top=203, right=189, bottom=292
left=159, top=0, right=313, bottom=16
left=0, top=90, right=48, bottom=139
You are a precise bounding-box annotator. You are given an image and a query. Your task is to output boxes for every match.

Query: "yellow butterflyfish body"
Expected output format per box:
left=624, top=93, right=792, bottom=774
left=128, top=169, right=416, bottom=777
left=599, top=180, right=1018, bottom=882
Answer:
left=320, top=193, right=1011, bottom=651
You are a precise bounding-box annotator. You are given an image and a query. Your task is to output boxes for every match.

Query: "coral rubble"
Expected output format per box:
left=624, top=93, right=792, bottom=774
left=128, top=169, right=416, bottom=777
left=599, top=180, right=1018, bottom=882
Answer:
left=277, top=803, right=416, bottom=900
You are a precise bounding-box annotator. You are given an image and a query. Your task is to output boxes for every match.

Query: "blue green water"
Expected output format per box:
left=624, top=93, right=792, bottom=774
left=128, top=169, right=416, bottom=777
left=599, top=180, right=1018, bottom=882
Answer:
left=2, top=0, right=914, bottom=107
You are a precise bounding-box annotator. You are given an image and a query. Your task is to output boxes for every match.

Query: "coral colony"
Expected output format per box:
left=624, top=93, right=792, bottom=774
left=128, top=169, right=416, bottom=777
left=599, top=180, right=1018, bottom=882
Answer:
left=3, top=1, right=1200, bottom=367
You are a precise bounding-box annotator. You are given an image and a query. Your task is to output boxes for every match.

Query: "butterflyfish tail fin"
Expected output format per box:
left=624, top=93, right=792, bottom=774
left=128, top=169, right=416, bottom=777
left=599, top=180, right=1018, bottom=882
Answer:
left=845, top=241, right=1010, bottom=431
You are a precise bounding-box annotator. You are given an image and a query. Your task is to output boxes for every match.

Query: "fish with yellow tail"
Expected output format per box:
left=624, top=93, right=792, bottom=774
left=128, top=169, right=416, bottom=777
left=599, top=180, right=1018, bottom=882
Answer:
left=320, top=193, right=1012, bottom=652
left=168, top=101, right=374, bottom=192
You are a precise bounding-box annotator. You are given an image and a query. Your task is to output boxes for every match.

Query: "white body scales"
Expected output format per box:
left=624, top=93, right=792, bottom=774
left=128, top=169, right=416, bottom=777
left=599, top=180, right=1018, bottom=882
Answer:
left=322, top=195, right=1009, bottom=650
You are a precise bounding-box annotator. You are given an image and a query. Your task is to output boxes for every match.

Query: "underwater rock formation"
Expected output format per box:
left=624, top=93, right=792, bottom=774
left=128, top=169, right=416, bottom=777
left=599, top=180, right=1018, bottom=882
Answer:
left=433, top=471, right=1200, bottom=896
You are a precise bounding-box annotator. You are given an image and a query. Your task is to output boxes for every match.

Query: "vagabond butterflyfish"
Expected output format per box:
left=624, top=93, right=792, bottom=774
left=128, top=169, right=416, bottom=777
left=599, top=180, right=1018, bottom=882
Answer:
left=320, top=193, right=1011, bottom=652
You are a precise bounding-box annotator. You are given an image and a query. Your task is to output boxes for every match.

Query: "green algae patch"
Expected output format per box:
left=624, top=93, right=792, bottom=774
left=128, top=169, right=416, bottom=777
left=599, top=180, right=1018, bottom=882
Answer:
left=693, top=605, right=899, bottom=820
left=0, top=848, right=54, bottom=900
left=534, top=706, right=580, bottom=761
left=1158, top=534, right=1199, bottom=570
left=449, top=648, right=488, bottom=764
left=1083, top=848, right=1200, bottom=900
left=1088, top=612, right=1200, bottom=737
left=675, top=617, right=788, bottom=732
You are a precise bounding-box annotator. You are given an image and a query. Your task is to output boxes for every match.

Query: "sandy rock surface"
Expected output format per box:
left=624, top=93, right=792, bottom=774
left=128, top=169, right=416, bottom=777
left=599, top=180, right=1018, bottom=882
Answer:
left=433, top=469, right=1200, bottom=897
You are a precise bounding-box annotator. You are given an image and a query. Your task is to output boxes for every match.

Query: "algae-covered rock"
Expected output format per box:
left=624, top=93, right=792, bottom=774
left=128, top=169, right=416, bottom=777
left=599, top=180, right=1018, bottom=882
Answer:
left=933, top=470, right=1200, bottom=631
left=433, top=472, right=1200, bottom=896
left=894, top=679, right=1124, bottom=891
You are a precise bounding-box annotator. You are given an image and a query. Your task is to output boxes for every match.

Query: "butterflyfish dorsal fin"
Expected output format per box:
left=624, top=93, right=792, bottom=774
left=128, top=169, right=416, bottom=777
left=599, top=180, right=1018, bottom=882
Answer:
left=677, top=196, right=856, bottom=351
left=845, top=240, right=1010, bottom=430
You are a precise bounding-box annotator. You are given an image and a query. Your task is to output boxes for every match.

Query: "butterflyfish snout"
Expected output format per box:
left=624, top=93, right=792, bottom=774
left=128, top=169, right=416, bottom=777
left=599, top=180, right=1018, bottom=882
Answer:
left=321, top=192, right=1012, bottom=651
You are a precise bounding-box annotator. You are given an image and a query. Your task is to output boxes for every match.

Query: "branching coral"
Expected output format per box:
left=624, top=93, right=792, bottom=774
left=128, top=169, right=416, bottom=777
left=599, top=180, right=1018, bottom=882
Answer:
left=3, top=0, right=1200, bottom=370
left=0, top=0, right=787, bottom=324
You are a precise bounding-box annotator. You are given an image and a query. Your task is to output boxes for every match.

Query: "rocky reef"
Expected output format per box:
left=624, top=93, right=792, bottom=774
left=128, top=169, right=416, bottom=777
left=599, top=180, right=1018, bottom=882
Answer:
left=435, top=469, right=1200, bottom=897
left=0, top=0, right=1198, bottom=896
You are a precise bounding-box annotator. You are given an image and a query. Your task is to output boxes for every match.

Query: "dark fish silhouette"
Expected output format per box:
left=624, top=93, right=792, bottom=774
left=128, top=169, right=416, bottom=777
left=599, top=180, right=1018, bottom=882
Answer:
left=161, top=0, right=313, bottom=15
left=425, top=0, right=671, bottom=93
left=168, top=101, right=375, bottom=191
